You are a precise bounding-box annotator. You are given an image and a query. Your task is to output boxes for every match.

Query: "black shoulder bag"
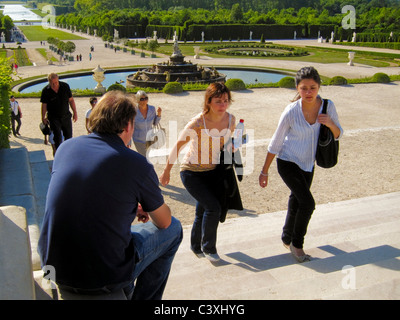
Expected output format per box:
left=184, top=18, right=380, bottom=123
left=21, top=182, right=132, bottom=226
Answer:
left=316, top=99, right=339, bottom=168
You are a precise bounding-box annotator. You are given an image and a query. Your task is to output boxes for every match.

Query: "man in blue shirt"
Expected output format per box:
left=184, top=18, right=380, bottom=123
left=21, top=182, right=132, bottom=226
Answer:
left=38, top=91, right=182, bottom=300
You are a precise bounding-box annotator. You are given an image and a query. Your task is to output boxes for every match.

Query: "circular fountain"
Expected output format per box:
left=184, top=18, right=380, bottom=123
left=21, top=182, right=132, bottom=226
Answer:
left=126, top=38, right=226, bottom=89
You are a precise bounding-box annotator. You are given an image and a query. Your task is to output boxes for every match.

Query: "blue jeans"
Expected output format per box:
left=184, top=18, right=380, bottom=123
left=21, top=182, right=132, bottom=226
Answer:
left=126, top=217, right=182, bottom=300
left=277, top=159, right=315, bottom=249
left=180, top=169, right=222, bottom=254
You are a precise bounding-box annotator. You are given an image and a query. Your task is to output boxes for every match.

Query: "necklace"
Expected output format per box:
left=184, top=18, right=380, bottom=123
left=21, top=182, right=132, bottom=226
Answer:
left=302, top=98, right=320, bottom=124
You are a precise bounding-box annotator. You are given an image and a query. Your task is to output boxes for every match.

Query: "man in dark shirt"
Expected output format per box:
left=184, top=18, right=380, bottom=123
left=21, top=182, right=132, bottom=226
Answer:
left=40, top=73, right=78, bottom=150
left=38, top=91, right=182, bottom=300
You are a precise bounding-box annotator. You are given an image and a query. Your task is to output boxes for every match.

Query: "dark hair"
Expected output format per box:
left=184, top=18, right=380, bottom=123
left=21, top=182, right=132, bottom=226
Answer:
left=293, top=67, right=321, bottom=101
left=295, top=66, right=321, bottom=87
left=88, top=91, right=137, bottom=135
left=203, top=82, right=233, bottom=114
left=89, top=97, right=97, bottom=105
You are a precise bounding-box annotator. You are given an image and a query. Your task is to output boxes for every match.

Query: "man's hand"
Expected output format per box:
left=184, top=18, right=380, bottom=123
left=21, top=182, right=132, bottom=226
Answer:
left=136, top=204, right=150, bottom=223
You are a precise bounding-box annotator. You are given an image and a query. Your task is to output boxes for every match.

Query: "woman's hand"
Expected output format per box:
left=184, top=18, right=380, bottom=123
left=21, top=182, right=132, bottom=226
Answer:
left=259, top=173, right=269, bottom=188
left=317, top=114, right=334, bottom=127
left=318, top=114, right=341, bottom=139
left=157, top=107, right=162, bottom=117
left=159, top=169, right=170, bottom=187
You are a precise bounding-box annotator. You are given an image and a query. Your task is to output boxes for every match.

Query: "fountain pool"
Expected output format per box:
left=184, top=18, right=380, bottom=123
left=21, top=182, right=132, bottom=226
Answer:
left=18, top=68, right=293, bottom=93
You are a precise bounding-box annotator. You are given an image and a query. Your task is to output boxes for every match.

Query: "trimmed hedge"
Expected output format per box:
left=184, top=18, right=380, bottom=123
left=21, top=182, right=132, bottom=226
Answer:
left=225, top=78, right=246, bottom=91
left=278, top=77, right=295, bottom=88
left=329, top=76, right=348, bottom=86
left=107, top=83, right=126, bottom=92
left=371, top=72, right=391, bottom=83
left=187, top=24, right=303, bottom=41
left=163, top=82, right=183, bottom=94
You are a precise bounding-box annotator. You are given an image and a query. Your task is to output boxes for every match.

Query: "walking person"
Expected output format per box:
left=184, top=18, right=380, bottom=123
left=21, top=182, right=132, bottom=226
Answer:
left=85, top=97, right=97, bottom=133
left=38, top=91, right=182, bottom=300
left=40, top=73, right=78, bottom=151
left=9, top=95, right=22, bottom=136
left=259, top=67, right=343, bottom=262
left=160, top=82, right=237, bottom=262
left=132, top=90, right=162, bottom=156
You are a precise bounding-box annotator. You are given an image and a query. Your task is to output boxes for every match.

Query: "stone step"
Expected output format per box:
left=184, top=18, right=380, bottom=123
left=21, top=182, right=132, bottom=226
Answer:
left=195, top=193, right=400, bottom=244
left=28, top=150, right=52, bottom=271
left=163, top=192, right=400, bottom=300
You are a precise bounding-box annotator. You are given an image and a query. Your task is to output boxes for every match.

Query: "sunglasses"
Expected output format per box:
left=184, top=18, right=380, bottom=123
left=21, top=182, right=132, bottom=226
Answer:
left=140, top=97, right=148, bottom=101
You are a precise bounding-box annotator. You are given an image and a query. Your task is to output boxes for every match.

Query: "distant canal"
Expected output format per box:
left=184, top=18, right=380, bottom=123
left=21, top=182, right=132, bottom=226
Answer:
left=2, top=4, right=42, bottom=21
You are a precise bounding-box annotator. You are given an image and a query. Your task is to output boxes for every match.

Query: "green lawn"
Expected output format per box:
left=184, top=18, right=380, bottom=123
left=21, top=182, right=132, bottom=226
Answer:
left=18, top=26, right=87, bottom=41
left=156, top=42, right=399, bottom=67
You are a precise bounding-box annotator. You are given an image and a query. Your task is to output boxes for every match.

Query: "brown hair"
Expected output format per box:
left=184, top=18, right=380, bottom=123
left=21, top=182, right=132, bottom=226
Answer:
left=88, top=91, right=137, bottom=135
left=203, top=82, right=233, bottom=114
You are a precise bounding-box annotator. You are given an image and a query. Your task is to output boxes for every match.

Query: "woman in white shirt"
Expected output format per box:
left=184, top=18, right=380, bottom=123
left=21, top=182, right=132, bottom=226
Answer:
left=259, top=67, right=343, bottom=263
left=132, top=91, right=161, bottom=156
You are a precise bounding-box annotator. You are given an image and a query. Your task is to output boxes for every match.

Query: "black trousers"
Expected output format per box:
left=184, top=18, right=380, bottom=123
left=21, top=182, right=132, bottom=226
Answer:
left=49, top=114, right=73, bottom=150
left=277, top=158, right=315, bottom=249
left=11, top=113, right=21, bottom=135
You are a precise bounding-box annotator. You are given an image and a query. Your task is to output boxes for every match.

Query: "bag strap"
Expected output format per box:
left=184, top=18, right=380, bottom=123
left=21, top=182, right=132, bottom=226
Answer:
left=321, top=99, right=328, bottom=114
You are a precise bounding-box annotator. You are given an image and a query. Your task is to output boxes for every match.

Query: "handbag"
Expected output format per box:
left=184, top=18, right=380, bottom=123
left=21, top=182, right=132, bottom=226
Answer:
left=316, top=99, right=339, bottom=168
left=145, top=123, right=166, bottom=149
left=39, top=122, right=50, bottom=135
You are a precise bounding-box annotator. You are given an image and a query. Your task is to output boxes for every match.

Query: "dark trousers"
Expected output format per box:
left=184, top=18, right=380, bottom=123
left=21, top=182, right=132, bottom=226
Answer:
left=49, top=114, right=73, bottom=150
left=277, top=158, right=315, bottom=249
left=180, top=169, right=222, bottom=254
left=11, top=113, right=21, bottom=135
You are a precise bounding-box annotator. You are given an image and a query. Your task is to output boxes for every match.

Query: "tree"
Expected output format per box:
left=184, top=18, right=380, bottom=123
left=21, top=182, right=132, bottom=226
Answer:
left=0, top=57, right=13, bottom=149
left=148, top=39, right=160, bottom=54
left=230, top=4, right=243, bottom=22
left=63, top=41, right=76, bottom=55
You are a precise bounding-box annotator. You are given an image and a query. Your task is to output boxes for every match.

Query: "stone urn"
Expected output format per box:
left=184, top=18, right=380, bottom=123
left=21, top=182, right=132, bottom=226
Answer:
left=92, top=65, right=106, bottom=93
left=348, top=52, right=355, bottom=66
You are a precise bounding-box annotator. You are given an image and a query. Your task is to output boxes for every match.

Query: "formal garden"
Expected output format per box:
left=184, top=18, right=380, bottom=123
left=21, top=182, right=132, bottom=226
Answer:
left=1, top=0, right=400, bottom=148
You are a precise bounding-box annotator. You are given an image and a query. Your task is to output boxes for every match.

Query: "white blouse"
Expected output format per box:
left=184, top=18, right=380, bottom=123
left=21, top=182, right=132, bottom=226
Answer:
left=268, top=97, right=343, bottom=172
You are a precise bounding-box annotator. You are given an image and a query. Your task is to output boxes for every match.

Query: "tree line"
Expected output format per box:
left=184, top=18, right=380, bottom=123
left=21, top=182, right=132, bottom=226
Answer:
left=32, top=0, right=400, bottom=15
left=32, top=0, right=400, bottom=31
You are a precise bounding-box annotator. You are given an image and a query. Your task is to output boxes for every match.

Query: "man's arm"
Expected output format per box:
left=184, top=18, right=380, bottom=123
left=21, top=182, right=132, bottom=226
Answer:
left=41, top=103, right=48, bottom=124
left=148, top=203, right=172, bottom=229
left=69, top=97, right=78, bottom=122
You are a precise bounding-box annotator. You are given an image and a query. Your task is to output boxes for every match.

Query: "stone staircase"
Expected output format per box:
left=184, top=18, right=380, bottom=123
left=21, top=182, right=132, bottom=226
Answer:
left=163, top=192, right=400, bottom=300
left=1, top=147, right=399, bottom=300
left=0, top=148, right=51, bottom=272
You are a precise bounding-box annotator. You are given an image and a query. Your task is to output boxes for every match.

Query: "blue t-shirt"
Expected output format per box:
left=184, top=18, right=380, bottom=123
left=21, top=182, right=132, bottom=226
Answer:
left=38, top=133, right=164, bottom=289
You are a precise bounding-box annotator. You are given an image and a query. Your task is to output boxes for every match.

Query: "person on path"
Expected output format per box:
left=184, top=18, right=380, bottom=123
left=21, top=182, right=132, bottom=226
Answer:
left=9, top=95, right=22, bottom=136
left=132, top=90, right=162, bottom=157
left=40, top=73, right=78, bottom=151
left=259, top=67, right=343, bottom=263
left=160, top=82, right=237, bottom=262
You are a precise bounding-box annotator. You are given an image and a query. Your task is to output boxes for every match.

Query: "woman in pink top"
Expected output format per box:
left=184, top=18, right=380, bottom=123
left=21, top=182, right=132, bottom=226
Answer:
left=160, top=83, right=236, bottom=262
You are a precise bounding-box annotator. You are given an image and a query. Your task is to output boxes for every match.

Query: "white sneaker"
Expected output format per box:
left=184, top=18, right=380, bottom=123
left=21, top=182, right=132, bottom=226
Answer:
left=204, top=252, right=220, bottom=262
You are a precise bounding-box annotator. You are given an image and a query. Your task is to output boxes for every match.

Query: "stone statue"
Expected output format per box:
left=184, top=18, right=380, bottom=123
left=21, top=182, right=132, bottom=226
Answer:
left=164, top=71, right=171, bottom=82
left=172, top=37, right=182, bottom=57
